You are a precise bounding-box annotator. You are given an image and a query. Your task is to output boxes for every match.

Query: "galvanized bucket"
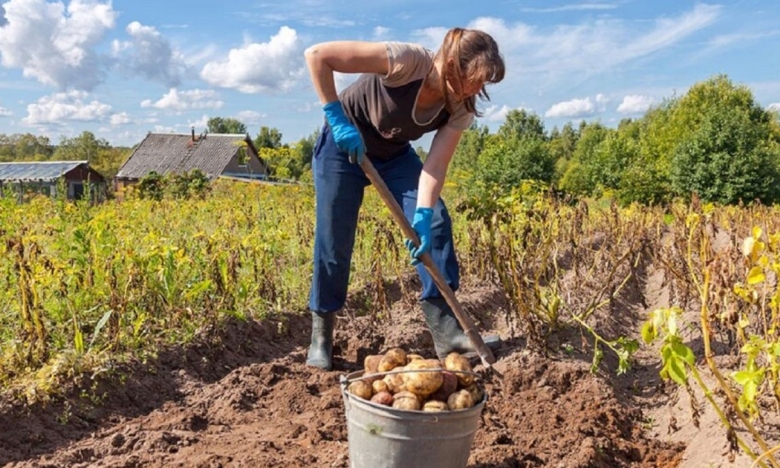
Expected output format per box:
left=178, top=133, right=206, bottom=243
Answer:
left=339, top=370, right=486, bottom=468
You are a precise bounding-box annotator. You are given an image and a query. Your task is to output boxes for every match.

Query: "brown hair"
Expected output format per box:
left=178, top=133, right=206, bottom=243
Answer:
left=435, top=27, right=505, bottom=116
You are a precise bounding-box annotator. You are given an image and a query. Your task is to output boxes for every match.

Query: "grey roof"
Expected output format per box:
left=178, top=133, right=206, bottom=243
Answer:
left=0, top=161, right=90, bottom=182
left=116, top=133, right=262, bottom=181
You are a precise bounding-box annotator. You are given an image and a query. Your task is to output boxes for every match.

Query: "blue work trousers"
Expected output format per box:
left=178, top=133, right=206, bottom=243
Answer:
left=309, top=124, right=459, bottom=313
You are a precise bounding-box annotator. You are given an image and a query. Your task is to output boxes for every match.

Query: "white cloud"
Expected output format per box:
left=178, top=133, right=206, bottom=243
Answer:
left=0, top=100, right=11, bottom=116
left=545, top=97, right=595, bottom=118
left=235, top=110, right=266, bottom=125
left=112, top=21, right=186, bottom=87
left=373, top=26, right=391, bottom=40
left=110, top=112, right=131, bottom=126
left=768, top=103, right=780, bottom=113
left=617, top=95, right=655, bottom=114
left=707, top=31, right=780, bottom=50
left=141, top=88, right=223, bottom=111
left=153, top=124, right=177, bottom=134
left=595, top=93, right=609, bottom=111
left=0, top=0, right=116, bottom=90
left=410, top=26, right=450, bottom=50
left=23, top=90, right=112, bottom=125
left=460, top=5, right=719, bottom=91
left=482, top=104, right=524, bottom=122
left=187, top=114, right=209, bottom=131
left=200, top=26, right=304, bottom=93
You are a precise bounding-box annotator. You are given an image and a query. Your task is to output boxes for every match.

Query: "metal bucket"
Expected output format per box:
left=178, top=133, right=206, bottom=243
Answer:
left=340, top=370, right=485, bottom=468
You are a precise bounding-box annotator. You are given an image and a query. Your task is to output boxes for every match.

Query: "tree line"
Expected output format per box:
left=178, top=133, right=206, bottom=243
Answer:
left=452, top=74, right=780, bottom=206
left=1, top=74, right=777, bottom=205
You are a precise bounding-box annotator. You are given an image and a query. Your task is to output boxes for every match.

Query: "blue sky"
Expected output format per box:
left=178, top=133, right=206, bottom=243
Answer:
left=0, top=0, right=778, bottom=148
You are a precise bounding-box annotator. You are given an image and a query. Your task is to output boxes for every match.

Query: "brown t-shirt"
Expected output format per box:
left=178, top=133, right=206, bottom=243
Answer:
left=339, top=42, right=474, bottom=160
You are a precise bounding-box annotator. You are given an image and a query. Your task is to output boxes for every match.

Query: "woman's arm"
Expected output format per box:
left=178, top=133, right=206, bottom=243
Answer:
left=304, top=41, right=389, bottom=104
left=417, top=125, right=463, bottom=208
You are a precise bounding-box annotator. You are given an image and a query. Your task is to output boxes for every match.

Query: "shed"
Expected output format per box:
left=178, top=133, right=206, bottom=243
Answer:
left=115, top=131, right=268, bottom=191
left=0, top=160, right=106, bottom=201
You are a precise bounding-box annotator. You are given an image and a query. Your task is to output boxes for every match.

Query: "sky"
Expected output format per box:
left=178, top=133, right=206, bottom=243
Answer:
left=0, top=0, right=779, bottom=148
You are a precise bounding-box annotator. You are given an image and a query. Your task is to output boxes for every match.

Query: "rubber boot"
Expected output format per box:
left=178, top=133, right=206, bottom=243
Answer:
left=421, top=297, right=500, bottom=360
left=306, top=311, right=335, bottom=370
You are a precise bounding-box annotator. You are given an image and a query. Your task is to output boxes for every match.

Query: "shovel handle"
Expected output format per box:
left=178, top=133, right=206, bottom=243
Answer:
left=359, top=157, right=496, bottom=367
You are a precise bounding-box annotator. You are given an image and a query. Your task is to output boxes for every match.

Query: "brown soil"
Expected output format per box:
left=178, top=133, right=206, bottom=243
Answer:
left=1, top=279, right=689, bottom=468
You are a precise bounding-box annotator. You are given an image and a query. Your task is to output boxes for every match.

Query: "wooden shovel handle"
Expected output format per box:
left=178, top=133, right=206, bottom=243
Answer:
left=359, top=157, right=496, bottom=367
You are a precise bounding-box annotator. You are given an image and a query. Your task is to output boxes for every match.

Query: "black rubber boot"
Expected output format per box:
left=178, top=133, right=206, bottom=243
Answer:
left=306, top=311, right=335, bottom=370
left=421, top=297, right=500, bottom=360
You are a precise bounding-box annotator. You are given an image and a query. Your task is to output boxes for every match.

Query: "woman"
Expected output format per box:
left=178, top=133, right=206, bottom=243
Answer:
left=304, top=27, right=505, bottom=370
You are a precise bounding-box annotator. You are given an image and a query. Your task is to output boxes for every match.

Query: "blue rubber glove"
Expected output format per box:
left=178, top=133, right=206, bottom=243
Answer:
left=404, top=207, right=433, bottom=266
left=323, top=100, right=365, bottom=164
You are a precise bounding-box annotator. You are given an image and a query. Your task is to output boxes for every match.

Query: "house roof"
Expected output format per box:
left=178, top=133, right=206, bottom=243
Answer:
left=0, top=161, right=96, bottom=182
left=116, top=132, right=263, bottom=181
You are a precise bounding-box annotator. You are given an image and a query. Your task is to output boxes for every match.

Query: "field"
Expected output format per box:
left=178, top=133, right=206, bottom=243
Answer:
left=1, top=180, right=779, bottom=467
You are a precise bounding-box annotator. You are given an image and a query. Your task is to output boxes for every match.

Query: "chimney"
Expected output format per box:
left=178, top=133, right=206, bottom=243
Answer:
left=191, top=127, right=195, bottom=141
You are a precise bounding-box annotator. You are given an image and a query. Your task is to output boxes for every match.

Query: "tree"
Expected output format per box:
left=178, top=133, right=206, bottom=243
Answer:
left=0, top=133, right=52, bottom=161
left=558, top=123, right=609, bottom=195
left=670, top=102, right=780, bottom=204
left=451, top=123, right=489, bottom=172
left=54, top=131, right=130, bottom=180
left=254, top=126, right=283, bottom=149
left=289, top=128, right=320, bottom=178
left=207, top=117, right=247, bottom=135
left=548, top=122, right=580, bottom=183
left=497, top=109, right=546, bottom=141
left=470, top=135, right=554, bottom=196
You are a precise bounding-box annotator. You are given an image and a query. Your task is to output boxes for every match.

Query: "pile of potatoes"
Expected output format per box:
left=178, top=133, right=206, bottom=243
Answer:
left=346, top=348, right=484, bottom=412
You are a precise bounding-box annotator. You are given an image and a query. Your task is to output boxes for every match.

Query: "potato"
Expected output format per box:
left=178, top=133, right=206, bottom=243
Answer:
left=463, top=383, right=484, bottom=404
left=444, top=352, right=475, bottom=387
left=363, top=355, right=383, bottom=374
left=370, top=391, right=394, bottom=406
left=347, top=380, right=373, bottom=401
left=372, top=379, right=389, bottom=395
left=383, top=372, right=406, bottom=394
left=428, top=371, right=458, bottom=402
left=447, top=389, right=474, bottom=410
left=402, top=359, right=443, bottom=398
left=378, top=348, right=407, bottom=372
left=422, top=400, right=448, bottom=412
left=392, top=391, right=421, bottom=411
left=406, top=353, right=424, bottom=364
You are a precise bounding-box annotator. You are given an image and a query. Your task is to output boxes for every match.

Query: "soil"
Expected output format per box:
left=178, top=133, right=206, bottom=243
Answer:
left=0, top=270, right=765, bottom=468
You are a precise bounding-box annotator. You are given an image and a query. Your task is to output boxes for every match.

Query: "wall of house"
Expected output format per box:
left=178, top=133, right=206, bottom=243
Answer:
left=222, top=151, right=267, bottom=179
left=65, top=168, right=106, bottom=201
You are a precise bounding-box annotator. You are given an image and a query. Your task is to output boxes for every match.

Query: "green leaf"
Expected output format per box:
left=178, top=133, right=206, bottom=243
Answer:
left=617, top=337, right=639, bottom=354
left=667, top=357, right=687, bottom=385
left=641, top=321, right=656, bottom=344
left=671, top=340, right=695, bottom=366
left=74, top=329, right=84, bottom=354
left=744, top=381, right=758, bottom=402
left=747, top=266, right=765, bottom=285
left=590, top=345, right=604, bottom=374
left=90, top=310, right=113, bottom=348
left=732, top=370, right=753, bottom=386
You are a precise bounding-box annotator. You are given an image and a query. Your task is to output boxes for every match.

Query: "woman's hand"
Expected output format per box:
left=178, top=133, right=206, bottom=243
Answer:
left=323, top=101, right=364, bottom=164
left=405, top=207, right=433, bottom=265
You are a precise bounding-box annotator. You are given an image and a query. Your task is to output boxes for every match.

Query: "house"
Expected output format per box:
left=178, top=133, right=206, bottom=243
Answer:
left=0, top=160, right=106, bottom=202
left=115, top=130, right=268, bottom=191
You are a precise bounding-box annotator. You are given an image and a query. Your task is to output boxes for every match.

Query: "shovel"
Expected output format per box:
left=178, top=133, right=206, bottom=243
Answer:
left=359, top=157, right=497, bottom=369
